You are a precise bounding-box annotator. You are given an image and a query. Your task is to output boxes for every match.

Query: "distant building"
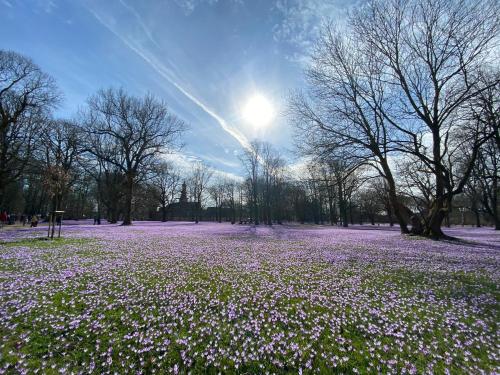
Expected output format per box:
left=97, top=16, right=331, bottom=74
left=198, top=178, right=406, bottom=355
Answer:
left=166, top=181, right=197, bottom=221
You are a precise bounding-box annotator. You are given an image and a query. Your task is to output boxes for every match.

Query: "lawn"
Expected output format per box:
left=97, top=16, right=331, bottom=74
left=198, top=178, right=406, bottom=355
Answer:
left=0, top=222, right=498, bottom=374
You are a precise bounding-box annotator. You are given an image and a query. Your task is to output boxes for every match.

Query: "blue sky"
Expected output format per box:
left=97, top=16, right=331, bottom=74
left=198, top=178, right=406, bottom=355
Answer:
left=1, top=0, right=355, bottom=177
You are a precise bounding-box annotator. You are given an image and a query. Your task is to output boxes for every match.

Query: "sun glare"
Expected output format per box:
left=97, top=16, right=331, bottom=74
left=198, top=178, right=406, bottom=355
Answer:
left=242, top=94, right=275, bottom=129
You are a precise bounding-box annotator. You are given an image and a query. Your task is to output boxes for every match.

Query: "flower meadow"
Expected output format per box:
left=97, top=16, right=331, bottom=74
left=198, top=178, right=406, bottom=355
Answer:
left=0, top=222, right=498, bottom=374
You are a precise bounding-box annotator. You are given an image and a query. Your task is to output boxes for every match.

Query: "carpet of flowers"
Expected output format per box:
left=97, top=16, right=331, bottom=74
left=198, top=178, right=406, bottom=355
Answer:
left=0, top=222, right=499, bottom=374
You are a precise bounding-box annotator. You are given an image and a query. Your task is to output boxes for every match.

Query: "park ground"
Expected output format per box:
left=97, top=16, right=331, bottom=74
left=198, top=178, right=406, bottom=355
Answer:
left=0, top=222, right=498, bottom=374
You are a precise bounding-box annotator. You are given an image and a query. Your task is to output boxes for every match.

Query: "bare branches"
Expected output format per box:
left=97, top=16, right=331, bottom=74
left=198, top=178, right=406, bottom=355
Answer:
left=80, top=88, right=186, bottom=225
left=291, top=0, right=499, bottom=237
left=0, top=50, right=60, bottom=206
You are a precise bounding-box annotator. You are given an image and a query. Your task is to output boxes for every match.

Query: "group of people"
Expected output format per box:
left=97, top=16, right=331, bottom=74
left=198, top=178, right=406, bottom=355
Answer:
left=0, top=211, right=39, bottom=228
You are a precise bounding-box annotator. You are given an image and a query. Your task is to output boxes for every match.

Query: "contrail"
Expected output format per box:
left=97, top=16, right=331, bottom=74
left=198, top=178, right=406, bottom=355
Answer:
left=118, top=0, right=160, bottom=49
left=87, top=7, right=252, bottom=151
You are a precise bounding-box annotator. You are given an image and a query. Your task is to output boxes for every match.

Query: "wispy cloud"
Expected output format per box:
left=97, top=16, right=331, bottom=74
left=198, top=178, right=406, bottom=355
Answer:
left=118, top=0, right=160, bottom=48
left=272, top=0, right=354, bottom=64
left=173, top=0, right=243, bottom=16
left=86, top=4, right=252, bottom=152
left=164, top=151, right=244, bottom=181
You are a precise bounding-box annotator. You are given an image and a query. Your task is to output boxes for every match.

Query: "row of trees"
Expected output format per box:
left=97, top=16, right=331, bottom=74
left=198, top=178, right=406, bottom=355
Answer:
left=0, top=50, right=186, bottom=225
left=1, top=0, right=498, bottom=238
left=0, top=48, right=367, bottom=228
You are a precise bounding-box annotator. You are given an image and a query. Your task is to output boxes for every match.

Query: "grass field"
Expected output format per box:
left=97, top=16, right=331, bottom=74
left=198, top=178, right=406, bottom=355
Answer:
left=0, top=222, right=498, bottom=374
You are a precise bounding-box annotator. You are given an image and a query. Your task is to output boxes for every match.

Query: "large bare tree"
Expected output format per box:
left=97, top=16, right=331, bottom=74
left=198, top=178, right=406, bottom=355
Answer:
left=351, top=0, right=499, bottom=237
left=289, top=25, right=411, bottom=233
left=0, top=50, right=59, bottom=208
left=82, top=88, right=186, bottom=225
left=292, top=0, right=499, bottom=238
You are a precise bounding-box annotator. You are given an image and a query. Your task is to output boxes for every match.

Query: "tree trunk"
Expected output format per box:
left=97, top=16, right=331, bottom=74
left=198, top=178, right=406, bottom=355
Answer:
left=383, top=163, right=409, bottom=234
left=338, top=184, right=348, bottom=227
left=348, top=200, right=353, bottom=226
left=387, top=206, right=394, bottom=227
left=378, top=155, right=411, bottom=234
left=493, top=171, right=499, bottom=230
left=161, top=205, right=167, bottom=222
left=122, top=174, right=133, bottom=225
left=0, top=187, right=5, bottom=213
left=328, top=196, right=334, bottom=225
left=342, top=200, right=348, bottom=228
left=108, top=206, right=118, bottom=224
left=421, top=131, right=449, bottom=239
left=474, top=210, right=481, bottom=228
left=422, top=197, right=448, bottom=239
left=253, top=192, right=259, bottom=225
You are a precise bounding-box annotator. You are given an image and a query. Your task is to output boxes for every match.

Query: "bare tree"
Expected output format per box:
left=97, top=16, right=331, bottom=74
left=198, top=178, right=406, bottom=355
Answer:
left=270, top=154, right=287, bottom=225
left=466, top=139, right=499, bottom=229
left=358, top=188, right=383, bottom=225
left=351, top=0, right=499, bottom=237
left=261, top=143, right=287, bottom=225
left=78, top=152, right=126, bottom=224
left=150, top=161, right=181, bottom=222
left=41, top=120, right=81, bottom=227
left=369, top=177, right=395, bottom=226
left=289, top=24, right=411, bottom=233
left=224, top=179, right=239, bottom=224
left=81, top=88, right=186, bottom=225
left=468, top=70, right=499, bottom=229
left=0, top=50, right=59, bottom=208
left=464, top=174, right=483, bottom=228
left=471, top=70, right=500, bottom=152
left=240, top=141, right=262, bottom=225
left=208, top=177, right=226, bottom=223
left=189, top=161, right=213, bottom=223
left=319, top=163, right=337, bottom=226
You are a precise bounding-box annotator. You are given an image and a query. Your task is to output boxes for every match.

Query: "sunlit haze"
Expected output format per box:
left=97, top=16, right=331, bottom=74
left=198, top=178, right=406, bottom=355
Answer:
left=242, top=94, right=275, bottom=130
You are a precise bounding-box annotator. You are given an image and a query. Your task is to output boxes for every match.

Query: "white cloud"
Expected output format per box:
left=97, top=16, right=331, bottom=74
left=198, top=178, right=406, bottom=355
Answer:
left=173, top=0, right=243, bottom=15
left=272, top=0, right=357, bottom=64
left=163, top=151, right=243, bottom=181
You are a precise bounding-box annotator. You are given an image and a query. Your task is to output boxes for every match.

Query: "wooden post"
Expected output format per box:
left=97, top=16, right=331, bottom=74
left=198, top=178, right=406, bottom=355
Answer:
left=47, top=212, right=52, bottom=238
left=58, top=212, right=63, bottom=238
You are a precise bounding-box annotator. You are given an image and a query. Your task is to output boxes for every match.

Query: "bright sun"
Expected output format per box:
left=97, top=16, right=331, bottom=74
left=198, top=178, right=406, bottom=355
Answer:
left=242, top=94, right=275, bottom=129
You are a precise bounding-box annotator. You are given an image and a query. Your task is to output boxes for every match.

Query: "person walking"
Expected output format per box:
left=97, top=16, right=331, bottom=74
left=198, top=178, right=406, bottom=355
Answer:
left=30, top=215, right=38, bottom=228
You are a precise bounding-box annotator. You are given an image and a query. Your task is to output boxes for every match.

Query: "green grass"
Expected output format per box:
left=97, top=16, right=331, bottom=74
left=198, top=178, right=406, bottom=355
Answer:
left=0, top=233, right=498, bottom=373
left=0, top=237, right=92, bottom=249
